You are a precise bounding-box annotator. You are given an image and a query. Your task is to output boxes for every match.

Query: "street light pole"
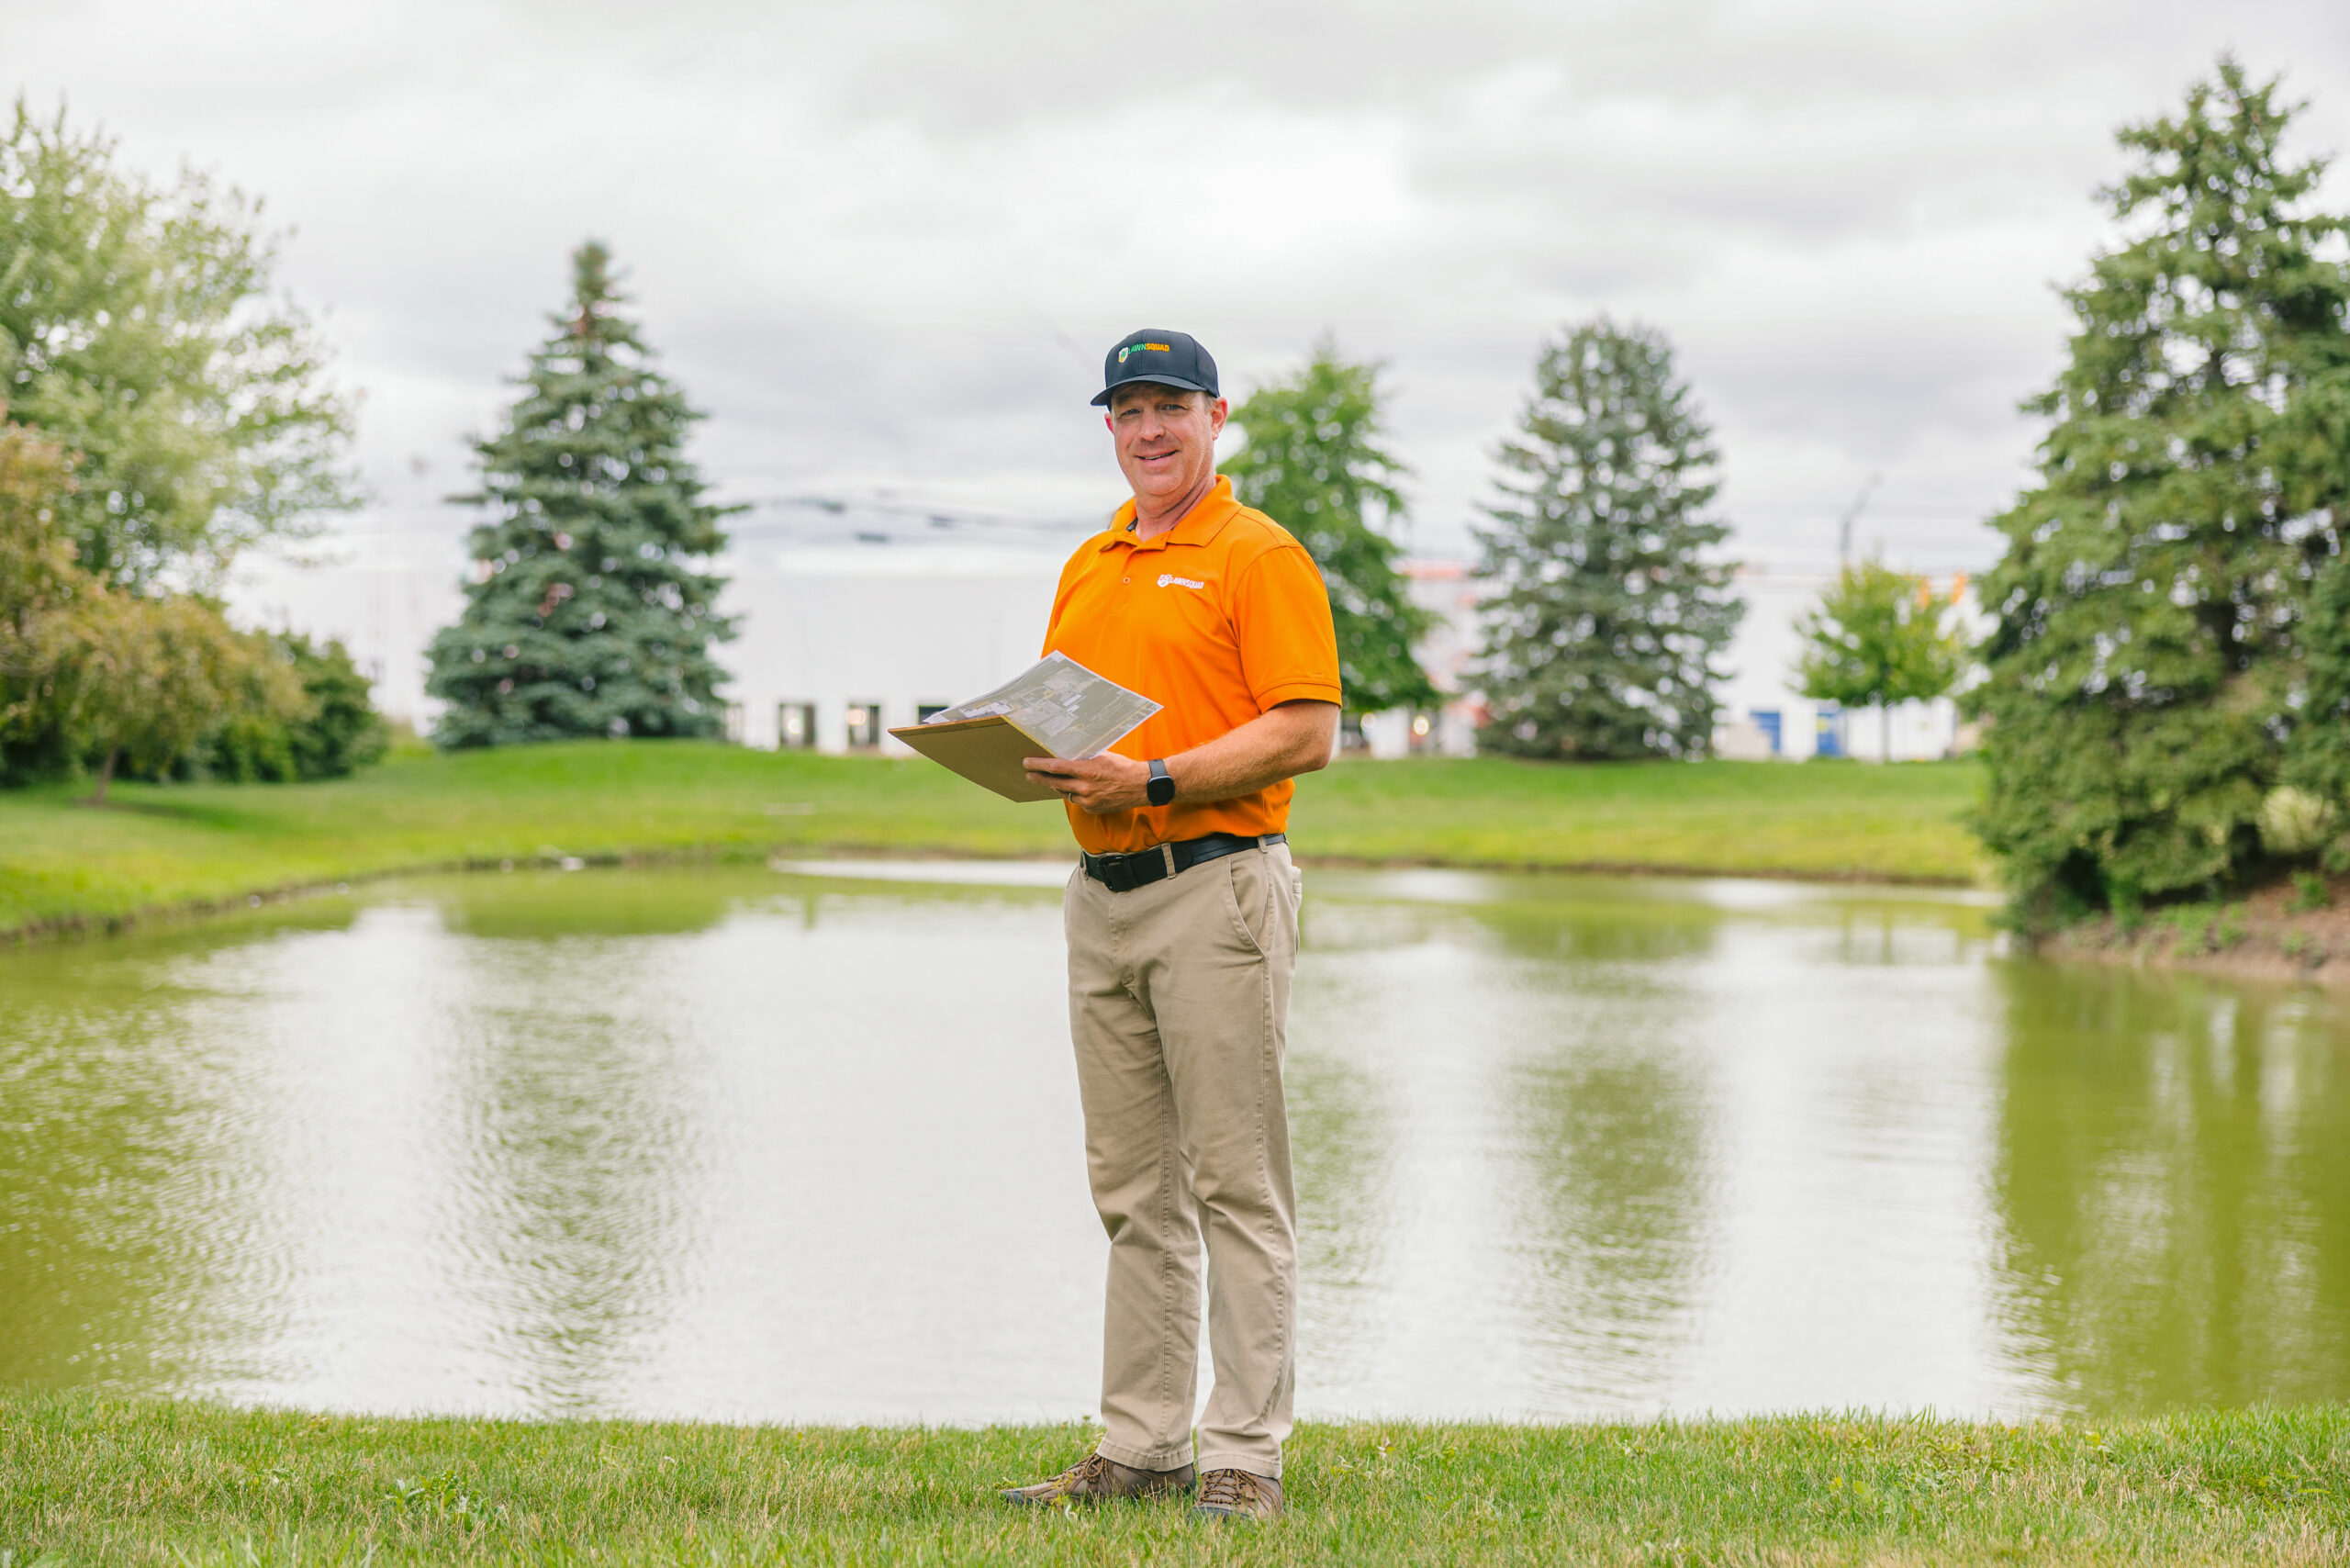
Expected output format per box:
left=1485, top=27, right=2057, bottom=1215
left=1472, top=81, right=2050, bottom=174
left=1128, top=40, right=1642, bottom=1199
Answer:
left=1838, top=474, right=1882, bottom=569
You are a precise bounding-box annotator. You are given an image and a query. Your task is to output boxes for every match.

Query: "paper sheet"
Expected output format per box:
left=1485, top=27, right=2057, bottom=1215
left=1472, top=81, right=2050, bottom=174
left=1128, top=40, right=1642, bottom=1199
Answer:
left=922, top=652, right=1160, bottom=759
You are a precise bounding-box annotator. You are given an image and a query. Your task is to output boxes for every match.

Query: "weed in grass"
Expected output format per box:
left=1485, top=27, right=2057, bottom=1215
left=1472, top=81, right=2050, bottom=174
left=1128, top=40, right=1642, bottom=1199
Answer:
left=2284, top=931, right=2308, bottom=960
left=2216, top=902, right=2247, bottom=948
left=2293, top=871, right=2333, bottom=913
left=2167, top=902, right=2219, bottom=952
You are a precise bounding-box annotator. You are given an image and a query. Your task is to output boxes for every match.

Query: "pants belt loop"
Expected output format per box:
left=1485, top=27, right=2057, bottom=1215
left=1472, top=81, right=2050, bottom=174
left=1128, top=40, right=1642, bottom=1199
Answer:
left=1160, top=843, right=1176, bottom=879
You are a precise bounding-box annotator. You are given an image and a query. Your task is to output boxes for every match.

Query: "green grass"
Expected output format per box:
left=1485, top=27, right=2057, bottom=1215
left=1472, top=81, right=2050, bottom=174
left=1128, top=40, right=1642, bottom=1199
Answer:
left=0, top=741, right=1986, bottom=939
left=1, top=1394, right=2339, bottom=1565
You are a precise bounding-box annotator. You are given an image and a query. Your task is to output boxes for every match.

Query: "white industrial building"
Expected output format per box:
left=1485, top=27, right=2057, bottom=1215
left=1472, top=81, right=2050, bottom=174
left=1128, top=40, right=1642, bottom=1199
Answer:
left=712, top=532, right=1975, bottom=763
left=715, top=526, right=1487, bottom=758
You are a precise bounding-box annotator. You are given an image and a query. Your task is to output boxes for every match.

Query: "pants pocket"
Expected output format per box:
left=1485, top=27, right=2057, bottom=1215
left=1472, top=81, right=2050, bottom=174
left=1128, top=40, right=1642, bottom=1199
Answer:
left=1222, top=854, right=1271, bottom=957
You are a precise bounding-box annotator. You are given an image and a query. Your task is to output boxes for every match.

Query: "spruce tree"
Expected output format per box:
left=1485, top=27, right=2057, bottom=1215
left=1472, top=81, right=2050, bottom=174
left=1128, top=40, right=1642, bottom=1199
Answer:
left=1224, top=341, right=1438, bottom=714
left=426, top=243, right=735, bottom=747
left=1973, top=59, right=2350, bottom=920
left=1472, top=319, right=1741, bottom=759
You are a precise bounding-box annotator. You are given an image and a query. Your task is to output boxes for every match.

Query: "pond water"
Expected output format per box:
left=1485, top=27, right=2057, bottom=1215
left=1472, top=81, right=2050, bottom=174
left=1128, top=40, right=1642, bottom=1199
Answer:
left=3, top=861, right=2345, bottom=1426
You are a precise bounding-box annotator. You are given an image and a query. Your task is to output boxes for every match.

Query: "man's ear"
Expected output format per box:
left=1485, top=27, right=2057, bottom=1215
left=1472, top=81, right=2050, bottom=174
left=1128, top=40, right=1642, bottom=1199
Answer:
left=1104, top=415, right=1113, bottom=431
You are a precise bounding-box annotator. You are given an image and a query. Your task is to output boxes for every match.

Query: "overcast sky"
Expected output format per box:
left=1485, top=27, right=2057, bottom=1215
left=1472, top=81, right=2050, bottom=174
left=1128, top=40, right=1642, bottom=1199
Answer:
left=9, top=0, right=2350, bottom=716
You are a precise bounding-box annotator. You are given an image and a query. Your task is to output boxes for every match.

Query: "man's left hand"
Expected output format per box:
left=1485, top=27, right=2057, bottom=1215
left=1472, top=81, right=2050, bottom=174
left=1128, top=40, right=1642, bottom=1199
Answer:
left=1024, top=754, right=1149, bottom=814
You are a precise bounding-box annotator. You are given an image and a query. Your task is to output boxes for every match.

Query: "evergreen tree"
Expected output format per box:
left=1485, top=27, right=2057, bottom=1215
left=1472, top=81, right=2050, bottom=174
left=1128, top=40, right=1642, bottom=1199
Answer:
left=1973, top=59, right=2350, bottom=922
left=426, top=243, right=735, bottom=747
left=1795, top=560, right=1970, bottom=763
left=1472, top=319, right=1741, bottom=759
left=2284, top=554, right=2350, bottom=866
left=1224, top=342, right=1438, bottom=714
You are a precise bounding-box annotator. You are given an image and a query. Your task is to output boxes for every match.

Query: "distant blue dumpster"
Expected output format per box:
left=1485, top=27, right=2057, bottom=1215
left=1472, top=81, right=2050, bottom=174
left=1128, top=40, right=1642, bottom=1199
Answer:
left=1751, top=709, right=1782, bottom=757
left=1815, top=706, right=1843, bottom=759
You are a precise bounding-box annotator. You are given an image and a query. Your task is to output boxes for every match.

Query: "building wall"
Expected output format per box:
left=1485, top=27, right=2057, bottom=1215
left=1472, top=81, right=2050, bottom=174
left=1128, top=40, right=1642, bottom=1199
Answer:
left=718, top=545, right=1066, bottom=753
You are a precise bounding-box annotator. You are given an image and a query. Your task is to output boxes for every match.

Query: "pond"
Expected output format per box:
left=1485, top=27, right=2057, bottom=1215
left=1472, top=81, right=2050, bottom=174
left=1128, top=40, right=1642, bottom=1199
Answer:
left=3, top=861, right=2345, bottom=1425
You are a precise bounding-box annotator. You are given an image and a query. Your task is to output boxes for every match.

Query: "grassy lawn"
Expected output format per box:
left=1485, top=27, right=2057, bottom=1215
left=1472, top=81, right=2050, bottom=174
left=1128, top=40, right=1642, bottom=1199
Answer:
left=0, top=740, right=1986, bottom=938
left=1, top=1394, right=2339, bottom=1565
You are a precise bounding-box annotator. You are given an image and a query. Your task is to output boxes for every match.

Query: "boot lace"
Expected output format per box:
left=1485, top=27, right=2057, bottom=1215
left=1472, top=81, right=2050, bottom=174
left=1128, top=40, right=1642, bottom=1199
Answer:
left=1058, top=1453, right=1116, bottom=1496
left=1197, top=1469, right=1261, bottom=1511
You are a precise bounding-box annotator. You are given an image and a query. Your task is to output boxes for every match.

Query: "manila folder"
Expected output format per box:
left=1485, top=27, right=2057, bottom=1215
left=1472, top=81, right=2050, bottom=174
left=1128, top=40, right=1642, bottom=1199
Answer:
left=887, top=715, right=1064, bottom=802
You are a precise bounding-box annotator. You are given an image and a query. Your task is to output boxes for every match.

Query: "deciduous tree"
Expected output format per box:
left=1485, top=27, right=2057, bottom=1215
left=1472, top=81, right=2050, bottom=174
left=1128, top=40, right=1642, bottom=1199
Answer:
left=0, top=100, right=358, bottom=587
left=1795, top=561, right=1970, bottom=762
left=43, top=589, right=285, bottom=803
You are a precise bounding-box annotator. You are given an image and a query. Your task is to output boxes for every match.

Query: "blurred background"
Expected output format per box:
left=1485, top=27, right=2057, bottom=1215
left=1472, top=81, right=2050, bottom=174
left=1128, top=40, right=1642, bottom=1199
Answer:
left=15, top=0, right=2344, bottom=728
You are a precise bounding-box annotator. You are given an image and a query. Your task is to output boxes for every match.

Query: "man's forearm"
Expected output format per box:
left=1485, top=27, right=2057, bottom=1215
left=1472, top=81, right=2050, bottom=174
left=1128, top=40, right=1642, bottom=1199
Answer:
left=1162, top=700, right=1337, bottom=805
left=1023, top=700, right=1338, bottom=816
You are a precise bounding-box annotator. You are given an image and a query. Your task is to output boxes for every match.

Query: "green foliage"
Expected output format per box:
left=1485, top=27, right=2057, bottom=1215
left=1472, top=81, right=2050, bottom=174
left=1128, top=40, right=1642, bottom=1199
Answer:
left=0, top=420, right=89, bottom=782
left=2291, top=870, right=2331, bottom=912
left=1225, top=342, right=1438, bottom=713
left=198, top=633, right=389, bottom=782
left=1795, top=559, right=1970, bottom=759
left=40, top=588, right=287, bottom=802
left=1973, top=58, right=2350, bottom=923
left=0, top=419, right=383, bottom=793
left=1473, top=319, right=1743, bottom=759
left=0, top=99, right=358, bottom=588
left=2286, top=548, right=2350, bottom=867
left=425, top=243, right=735, bottom=748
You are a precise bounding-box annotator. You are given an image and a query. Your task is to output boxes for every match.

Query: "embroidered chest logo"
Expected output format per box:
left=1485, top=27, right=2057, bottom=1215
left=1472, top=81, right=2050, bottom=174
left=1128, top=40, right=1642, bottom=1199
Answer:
left=1157, top=573, right=1206, bottom=591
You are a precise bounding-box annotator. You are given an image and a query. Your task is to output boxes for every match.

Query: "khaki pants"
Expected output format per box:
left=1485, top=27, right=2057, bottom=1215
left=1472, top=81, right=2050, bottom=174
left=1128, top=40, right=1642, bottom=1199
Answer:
left=1063, top=840, right=1301, bottom=1480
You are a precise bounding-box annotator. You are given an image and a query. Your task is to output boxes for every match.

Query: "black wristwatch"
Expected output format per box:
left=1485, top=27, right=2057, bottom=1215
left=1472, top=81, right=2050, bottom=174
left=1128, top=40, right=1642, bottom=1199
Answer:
left=1146, top=758, right=1176, bottom=807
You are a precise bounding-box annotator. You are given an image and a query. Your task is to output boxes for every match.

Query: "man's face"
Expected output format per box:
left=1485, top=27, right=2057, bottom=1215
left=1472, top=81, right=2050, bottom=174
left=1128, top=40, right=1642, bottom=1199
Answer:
left=1108, top=383, right=1227, bottom=506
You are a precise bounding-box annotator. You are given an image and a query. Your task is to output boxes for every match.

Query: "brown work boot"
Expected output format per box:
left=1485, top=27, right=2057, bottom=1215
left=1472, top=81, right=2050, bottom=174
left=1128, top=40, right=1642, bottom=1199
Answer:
left=1191, top=1467, right=1283, bottom=1522
left=1001, top=1451, right=1196, bottom=1506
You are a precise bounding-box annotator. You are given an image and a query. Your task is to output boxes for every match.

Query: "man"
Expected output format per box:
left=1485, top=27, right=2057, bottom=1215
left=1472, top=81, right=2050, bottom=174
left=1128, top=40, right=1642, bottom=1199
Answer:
left=1002, top=330, right=1340, bottom=1524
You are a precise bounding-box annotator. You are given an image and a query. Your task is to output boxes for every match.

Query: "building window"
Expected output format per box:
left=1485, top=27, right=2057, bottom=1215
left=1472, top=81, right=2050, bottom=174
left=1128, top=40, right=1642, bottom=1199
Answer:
left=845, top=701, right=884, bottom=749
left=915, top=703, right=949, bottom=724
left=778, top=702, right=817, bottom=750
left=1337, top=713, right=1368, bottom=751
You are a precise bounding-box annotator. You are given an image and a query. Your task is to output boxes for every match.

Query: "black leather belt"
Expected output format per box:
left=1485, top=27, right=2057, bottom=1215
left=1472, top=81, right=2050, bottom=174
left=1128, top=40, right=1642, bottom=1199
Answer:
left=1081, top=832, right=1285, bottom=893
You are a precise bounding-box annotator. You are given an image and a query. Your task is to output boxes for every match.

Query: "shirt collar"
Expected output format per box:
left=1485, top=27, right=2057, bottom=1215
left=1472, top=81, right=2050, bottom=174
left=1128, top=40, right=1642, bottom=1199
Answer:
left=1102, top=475, right=1240, bottom=553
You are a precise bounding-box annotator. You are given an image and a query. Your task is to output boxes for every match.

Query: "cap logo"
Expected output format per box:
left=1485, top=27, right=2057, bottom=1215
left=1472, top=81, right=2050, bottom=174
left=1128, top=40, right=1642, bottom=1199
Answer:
left=1117, top=346, right=1129, bottom=363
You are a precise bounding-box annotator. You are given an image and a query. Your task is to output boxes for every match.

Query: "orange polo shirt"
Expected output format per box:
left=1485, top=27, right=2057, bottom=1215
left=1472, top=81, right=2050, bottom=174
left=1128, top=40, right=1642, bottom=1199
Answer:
left=1043, top=475, right=1341, bottom=855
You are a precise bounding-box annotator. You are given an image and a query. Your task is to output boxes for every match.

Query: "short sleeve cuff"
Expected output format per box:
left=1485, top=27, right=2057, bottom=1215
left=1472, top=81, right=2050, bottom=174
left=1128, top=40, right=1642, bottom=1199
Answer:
left=1254, top=678, right=1343, bottom=708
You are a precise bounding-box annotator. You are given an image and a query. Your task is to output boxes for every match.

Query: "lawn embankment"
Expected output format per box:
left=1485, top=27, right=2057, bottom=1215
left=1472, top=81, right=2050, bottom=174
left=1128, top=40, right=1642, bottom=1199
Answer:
left=2045, top=870, right=2350, bottom=985
left=1, top=1394, right=2340, bottom=1565
left=0, top=741, right=1986, bottom=940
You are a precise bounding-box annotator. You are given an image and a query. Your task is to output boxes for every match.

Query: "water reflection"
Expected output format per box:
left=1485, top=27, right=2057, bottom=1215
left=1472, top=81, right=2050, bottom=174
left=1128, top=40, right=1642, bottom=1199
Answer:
left=1, top=864, right=2345, bottom=1422
left=1991, top=963, right=2350, bottom=1411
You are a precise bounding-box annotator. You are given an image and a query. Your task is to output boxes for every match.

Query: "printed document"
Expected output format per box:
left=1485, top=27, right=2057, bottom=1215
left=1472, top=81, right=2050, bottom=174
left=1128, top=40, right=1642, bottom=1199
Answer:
left=922, top=652, right=1159, bottom=759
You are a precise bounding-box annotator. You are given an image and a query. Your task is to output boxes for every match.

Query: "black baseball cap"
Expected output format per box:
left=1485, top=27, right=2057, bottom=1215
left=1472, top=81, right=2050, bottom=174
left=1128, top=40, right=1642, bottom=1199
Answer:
left=1091, top=328, right=1219, bottom=407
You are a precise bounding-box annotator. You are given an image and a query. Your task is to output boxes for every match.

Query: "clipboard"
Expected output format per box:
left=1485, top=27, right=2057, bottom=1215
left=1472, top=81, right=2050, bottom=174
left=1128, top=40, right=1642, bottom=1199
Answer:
left=888, top=715, right=1067, bottom=802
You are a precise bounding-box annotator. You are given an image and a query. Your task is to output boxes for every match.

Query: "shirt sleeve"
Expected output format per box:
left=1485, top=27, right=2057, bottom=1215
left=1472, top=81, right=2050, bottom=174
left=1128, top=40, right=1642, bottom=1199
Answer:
left=1230, top=540, right=1343, bottom=711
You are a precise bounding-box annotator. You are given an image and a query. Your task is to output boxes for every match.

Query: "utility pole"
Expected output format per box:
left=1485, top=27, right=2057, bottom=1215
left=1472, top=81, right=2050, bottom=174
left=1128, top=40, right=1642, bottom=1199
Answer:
left=1838, top=474, right=1881, bottom=569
